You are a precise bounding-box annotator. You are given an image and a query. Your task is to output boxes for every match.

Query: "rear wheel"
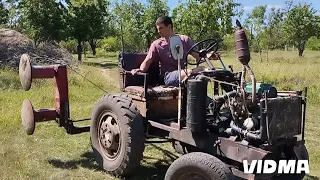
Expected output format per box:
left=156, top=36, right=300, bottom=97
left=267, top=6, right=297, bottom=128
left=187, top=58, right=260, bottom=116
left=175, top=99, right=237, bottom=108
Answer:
left=165, top=152, right=234, bottom=180
left=90, top=94, right=145, bottom=177
left=274, top=144, right=309, bottom=180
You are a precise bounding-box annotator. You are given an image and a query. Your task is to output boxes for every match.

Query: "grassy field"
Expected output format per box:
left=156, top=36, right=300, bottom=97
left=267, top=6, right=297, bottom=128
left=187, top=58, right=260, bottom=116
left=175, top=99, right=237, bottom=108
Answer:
left=0, top=50, right=320, bottom=179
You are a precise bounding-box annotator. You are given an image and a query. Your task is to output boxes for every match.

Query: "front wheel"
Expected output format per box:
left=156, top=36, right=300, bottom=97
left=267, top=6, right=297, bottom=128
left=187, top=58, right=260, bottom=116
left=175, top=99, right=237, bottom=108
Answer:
left=90, top=94, right=145, bottom=177
left=165, top=152, right=234, bottom=180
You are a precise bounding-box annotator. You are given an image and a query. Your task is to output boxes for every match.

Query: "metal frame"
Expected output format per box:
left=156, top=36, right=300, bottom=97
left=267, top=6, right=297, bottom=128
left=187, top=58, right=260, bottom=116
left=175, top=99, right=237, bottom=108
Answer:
left=21, top=61, right=89, bottom=135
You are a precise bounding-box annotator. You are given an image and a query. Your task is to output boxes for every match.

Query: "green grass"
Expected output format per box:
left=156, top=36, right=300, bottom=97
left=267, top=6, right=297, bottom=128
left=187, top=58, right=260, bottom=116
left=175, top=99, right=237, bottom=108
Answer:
left=1, top=50, right=320, bottom=179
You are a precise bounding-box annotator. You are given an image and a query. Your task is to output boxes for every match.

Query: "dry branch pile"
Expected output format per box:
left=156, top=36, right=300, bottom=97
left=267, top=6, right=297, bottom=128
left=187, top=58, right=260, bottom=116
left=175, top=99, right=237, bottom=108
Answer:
left=0, top=28, right=75, bottom=68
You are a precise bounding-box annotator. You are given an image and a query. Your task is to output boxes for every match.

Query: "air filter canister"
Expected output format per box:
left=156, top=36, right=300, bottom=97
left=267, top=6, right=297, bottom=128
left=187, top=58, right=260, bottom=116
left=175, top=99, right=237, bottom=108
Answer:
left=186, top=79, right=208, bottom=133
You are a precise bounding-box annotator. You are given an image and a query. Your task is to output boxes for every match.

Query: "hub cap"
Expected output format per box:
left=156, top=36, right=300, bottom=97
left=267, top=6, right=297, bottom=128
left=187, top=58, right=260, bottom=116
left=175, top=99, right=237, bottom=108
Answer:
left=98, top=112, right=121, bottom=159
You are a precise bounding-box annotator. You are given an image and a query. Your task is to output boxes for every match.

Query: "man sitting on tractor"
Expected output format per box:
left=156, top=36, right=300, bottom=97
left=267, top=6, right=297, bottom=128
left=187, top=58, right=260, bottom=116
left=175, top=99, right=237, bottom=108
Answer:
left=131, top=16, right=210, bottom=87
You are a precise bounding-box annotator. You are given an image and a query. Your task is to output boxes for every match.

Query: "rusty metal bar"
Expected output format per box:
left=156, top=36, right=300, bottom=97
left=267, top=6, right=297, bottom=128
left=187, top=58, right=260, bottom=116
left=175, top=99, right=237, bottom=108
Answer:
left=34, top=108, right=58, bottom=122
left=54, top=65, right=70, bottom=127
left=149, top=120, right=180, bottom=132
left=217, top=137, right=270, bottom=165
left=32, top=66, right=57, bottom=79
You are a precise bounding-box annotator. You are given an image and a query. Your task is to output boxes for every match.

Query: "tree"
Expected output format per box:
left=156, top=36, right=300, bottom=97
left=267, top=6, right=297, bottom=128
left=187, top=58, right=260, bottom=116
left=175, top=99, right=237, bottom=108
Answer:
left=68, top=0, right=110, bottom=56
left=0, top=1, right=9, bottom=25
left=282, top=2, right=319, bottom=56
left=113, top=0, right=146, bottom=52
left=143, top=0, right=169, bottom=48
left=259, top=7, right=285, bottom=60
left=172, top=0, right=241, bottom=42
left=67, top=0, right=110, bottom=60
left=244, top=5, right=267, bottom=57
left=18, top=0, right=67, bottom=44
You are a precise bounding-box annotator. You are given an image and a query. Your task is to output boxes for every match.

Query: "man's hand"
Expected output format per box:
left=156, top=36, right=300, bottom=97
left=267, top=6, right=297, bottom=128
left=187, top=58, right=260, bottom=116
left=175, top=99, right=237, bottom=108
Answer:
left=131, top=68, right=142, bottom=75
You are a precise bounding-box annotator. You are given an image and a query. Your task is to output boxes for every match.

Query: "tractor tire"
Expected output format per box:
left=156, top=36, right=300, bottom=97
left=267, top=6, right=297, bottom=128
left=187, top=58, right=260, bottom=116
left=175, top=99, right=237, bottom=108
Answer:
left=165, top=152, right=235, bottom=180
left=90, top=94, right=145, bottom=178
left=275, top=143, right=309, bottom=180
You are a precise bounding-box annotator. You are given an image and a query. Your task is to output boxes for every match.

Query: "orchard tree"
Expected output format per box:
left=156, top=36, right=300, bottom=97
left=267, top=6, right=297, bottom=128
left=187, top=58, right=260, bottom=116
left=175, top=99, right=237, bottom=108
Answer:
left=18, top=0, right=67, bottom=44
left=263, top=7, right=285, bottom=50
left=143, top=0, right=169, bottom=47
left=282, top=2, right=319, bottom=56
left=1, top=0, right=22, bottom=29
left=0, top=2, right=9, bottom=25
left=244, top=5, right=267, bottom=55
left=172, top=0, right=240, bottom=42
left=113, top=0, right=146, bottom=52
left=67, top=0, right=110, bottom=60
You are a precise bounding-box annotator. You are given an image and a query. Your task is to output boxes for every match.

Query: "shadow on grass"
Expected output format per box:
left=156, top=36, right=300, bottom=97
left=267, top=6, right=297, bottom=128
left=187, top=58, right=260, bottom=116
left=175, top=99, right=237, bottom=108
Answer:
left=48, top=143, right=179, bottom=180
left=83, top=61, right=118, bottom=69
left=48, top=151, right=100, bottom=171
left=85, top=53, right=118, bottom=59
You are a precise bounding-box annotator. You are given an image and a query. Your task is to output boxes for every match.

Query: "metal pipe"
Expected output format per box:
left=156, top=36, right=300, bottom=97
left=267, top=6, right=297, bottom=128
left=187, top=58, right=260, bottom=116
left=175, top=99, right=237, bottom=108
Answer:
left=240, top=66, right=246, bottom=90
left=230, top=121, right=261, bottom=140
left=245, top=65, right=256, bottom=104
left=176, top=45, right=182, bottom=130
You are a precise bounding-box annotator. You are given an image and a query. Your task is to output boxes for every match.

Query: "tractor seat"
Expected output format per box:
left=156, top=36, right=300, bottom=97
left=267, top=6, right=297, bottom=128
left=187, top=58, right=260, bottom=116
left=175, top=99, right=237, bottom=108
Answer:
left=124, top=85, right=179, bottom=99
left=118, top=52, right=180, bottom=99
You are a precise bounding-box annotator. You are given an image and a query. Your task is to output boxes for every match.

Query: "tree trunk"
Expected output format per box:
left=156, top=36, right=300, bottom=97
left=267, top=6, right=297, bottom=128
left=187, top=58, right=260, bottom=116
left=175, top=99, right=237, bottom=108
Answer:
left=298, top=41, right=306, bottom=57
left=89, top=39, right=97, bottom=56
left=77, top=40, right=82, bottom=62
left=298, top=47, right=304, bottom=57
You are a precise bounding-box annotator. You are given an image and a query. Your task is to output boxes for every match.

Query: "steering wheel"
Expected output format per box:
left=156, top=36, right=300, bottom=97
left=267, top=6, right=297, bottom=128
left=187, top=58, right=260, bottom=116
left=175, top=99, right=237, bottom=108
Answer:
left=186, top=38, right=219, bottom=66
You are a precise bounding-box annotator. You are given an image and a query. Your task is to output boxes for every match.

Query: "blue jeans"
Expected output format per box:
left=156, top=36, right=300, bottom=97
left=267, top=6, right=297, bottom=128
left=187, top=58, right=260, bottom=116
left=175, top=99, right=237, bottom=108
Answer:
left=164, top=70, right=180, bottom=87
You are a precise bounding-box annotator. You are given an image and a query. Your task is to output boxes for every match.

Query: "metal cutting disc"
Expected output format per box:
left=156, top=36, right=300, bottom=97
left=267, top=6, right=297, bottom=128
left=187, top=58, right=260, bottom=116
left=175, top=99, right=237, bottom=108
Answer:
left=21, top=99, right=35, bottom=135
left=19, top=54, right=32, bottom=91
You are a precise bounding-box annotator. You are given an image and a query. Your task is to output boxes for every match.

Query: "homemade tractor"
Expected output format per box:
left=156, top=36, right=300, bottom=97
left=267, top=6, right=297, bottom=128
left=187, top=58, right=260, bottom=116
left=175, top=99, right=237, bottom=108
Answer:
left=19, top=20, right=309, bottom=180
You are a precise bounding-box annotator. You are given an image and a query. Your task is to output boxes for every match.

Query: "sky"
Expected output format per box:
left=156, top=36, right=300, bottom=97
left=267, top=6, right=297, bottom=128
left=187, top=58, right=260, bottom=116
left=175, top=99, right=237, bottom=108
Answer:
left=159, top=0, right=320, bottom=20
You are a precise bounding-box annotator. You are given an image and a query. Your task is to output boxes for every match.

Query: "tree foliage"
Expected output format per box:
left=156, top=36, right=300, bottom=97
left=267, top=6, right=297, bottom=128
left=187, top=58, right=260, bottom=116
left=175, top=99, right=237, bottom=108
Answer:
left=282, top=2, right=319, bottom=56
left=1, top=0, right=320, bottom=58
left=172, top=0, right=240, bottom=42
left=0, top=2, right=9, bottom=25
left=17, top=0, right=67, bottom=44
left=143, top=0, right=169, bottom=47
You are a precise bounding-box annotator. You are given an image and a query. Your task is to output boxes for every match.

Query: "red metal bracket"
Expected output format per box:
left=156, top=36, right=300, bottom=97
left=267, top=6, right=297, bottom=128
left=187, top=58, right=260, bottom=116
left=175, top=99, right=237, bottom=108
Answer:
left=19, top=54, right=86, bottom=135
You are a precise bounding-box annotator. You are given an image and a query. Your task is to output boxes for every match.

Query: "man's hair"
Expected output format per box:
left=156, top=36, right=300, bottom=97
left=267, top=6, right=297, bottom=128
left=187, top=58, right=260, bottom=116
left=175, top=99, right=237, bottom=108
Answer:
left=156, top=16, right=173, bottom=27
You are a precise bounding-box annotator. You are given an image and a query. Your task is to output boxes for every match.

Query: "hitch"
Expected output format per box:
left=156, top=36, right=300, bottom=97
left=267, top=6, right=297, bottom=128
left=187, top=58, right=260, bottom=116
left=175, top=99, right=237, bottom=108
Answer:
left=19, top=54, right=90, bottom=135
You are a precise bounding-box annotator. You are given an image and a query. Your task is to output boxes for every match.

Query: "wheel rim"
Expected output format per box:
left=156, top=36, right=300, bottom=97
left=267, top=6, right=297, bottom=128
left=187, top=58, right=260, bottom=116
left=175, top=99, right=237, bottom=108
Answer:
left=98, top=111, right=121, bottom=160
left=178, top=172, right=210, bottom=180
